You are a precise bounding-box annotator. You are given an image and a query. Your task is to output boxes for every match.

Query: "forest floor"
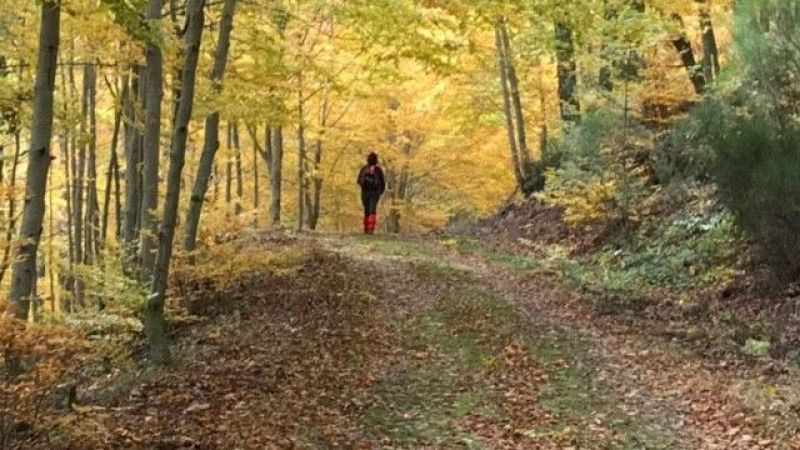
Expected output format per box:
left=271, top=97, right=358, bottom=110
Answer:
left=59, top=232, right=800, bottom=449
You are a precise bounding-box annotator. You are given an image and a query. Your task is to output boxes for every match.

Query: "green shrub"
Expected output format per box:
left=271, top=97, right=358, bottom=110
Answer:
left=700, top=0, right=800, bottom=283
left=712, top=111, right=800, bottom=282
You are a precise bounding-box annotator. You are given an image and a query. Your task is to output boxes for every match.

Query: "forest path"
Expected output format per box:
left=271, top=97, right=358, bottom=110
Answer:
left=322, top=234, right=779, bottom=449
left=77, top=233, right=783, bottom=449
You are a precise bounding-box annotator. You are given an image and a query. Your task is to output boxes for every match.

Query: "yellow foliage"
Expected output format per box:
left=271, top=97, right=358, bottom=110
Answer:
left=539, top=170, right=618, bottom=226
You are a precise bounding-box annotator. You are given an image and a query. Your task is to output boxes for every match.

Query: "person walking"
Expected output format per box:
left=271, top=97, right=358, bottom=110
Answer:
left=357, top=152, right=386, bottom=234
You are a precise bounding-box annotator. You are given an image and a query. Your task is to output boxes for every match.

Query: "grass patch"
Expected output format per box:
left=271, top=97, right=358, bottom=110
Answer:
left=442, top=236, right=539, bottom=272
left=363, top=288, right=521, bottom=446
left=526, top=328, right=681, bottom=449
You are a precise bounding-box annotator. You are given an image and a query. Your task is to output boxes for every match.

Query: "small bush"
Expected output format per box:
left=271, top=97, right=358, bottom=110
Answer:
left=539, top=108, right=651, bottom=227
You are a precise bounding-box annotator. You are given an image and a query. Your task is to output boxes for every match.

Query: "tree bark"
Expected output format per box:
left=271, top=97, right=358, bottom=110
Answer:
left=555, top=22, right=581, bottom=125
left=183, top=0, right=237, bottom=253
left=58, top=66, right=74, bottom=286
left=123, top=69, right=142, bottom=251
left=139, top=0, right=164, bottom=277
left=147, top=0, right=206, bottom=364
left=8, top=0, right=60, bottom=317
left=296, top=84, right=306, bottom=231
left=269, top=126, right=283, bottom=227
left=225, top=122, right=233, bottom=206
left=0, top=132, right=22, bottom=286
left=499, top=24, right=531, bottom=173
left=102, top=80, right=124, bottom=245
left=84, top=64, right=100, bottom=264
left=232, top=122, right=243, bottom=215
left=697, top=0, right=720, bottom=82
left=672, top=34, right=706, bottom=95
left=495, top=22, right=525, bottom=191
left=74, top=64, right=86, bottom=268
left=252, top=125, right=260, bottom=225
left=309, top=99, right=327, bottom=230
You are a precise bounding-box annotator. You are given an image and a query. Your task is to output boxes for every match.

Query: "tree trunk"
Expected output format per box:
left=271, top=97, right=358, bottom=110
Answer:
left=0, top=132, right=22, bottom=286
left=494, top=21, right=525, bottom=191
left=140, top=0, right=164, bottom=277
left=672, top=34, right=706, bottom=95
left=555, top=22, right=581, bottom=125
left=697, top=0, right=720, bottom=82
left=225, top=123, right=232, bottom=207
left=499, top=22, right=534, bottom=191
left=102, top=80, right=124, bottom=245
left=252, top=125, right=260, bottom=225
left=269, top=126, right=283, bottom=227
left=74, top=64, right=86, bottom=269
left=147, top=0, right=206, bottom=364
left=232, top=122, right=243, bottom=215
left=309, top=99, right=326, bottom=230
left=58, top=65, right=74, bottom=288
left=183, top=0, right=237, bottom=253
left=84, top=64, right=100, bottom=264
left=123, top=69, right=142, bottom=250
left=8, top=0, right=60, bottom=318
left=296, top=85, right=306, bottom=231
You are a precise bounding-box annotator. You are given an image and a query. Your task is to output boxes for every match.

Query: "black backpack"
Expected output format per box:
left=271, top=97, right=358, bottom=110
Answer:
left=363, top=166, right=380, bottom=190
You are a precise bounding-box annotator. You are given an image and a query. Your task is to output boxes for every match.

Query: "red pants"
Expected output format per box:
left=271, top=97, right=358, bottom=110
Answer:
left=361, top=191, right=380, bottom=234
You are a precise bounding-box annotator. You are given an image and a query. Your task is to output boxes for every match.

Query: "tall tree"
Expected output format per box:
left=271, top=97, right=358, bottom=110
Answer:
left=147, top=0, right=206, bottom=364
left=555, top=22, right=581, bottom=125
left=697, top=0, right=720, bottom=83
left=102, top=78, right=124, bottom=244
left=123, top=69, right=142, bottom=249
left=495, top=20, right=525, bottom=192
left=184, top=0, right=238, bottom=253
left=296, top=79, right=307, bottom=231
left=84, top=64, right=100, bottom=264
left=8, top=0, right=61, bottom=317
left=269, top=126, right=283, bottom=227
left=139, top=0, right=164, bottom=276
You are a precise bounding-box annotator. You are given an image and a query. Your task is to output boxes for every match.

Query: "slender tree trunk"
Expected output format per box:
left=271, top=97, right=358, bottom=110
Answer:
left=269, top=126, right=283, bottom=227
left=309, top=99, right=326, bottom=230
left=212, top=163, right=219, bottom=201
left=147, top=0, right=206, bottom=364
left=499, top=22, right=533, bottom=189
left=124, top=69, right=142, bottom=250
left=296, top=84, right=306, bottom=231
left=232, top=122, right=243, bottom=215
left=58, top=66, right=74, bottom=287
left=84, top=64, right=100, bottom=264
left=495, top=22, right=525, bottom=191
left=113, top=141, right=122, bottom=240
left=0, top=132, right=22, bottom=286
left=8, top=0, right=60, bottom=317
left=672, top=34, right=706, bottom=94
left=140, top=0, right=164, bottom=277
left=246, top=122, right=270, bottom=225
left=183, top=0, right=237, bottom=253
left=102, top=82, right=124, bottom=245
left=74, top=64, right=86, bottom=269
left=697, top=0, right=720, bottom=82
left=225, top=123, right=232, bottom=207
left=555, top=22, right=581, bottom=125
left=252, top=125, right=260, bottom=225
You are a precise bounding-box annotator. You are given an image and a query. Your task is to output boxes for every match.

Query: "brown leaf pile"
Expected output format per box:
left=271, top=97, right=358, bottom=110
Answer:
left=65, top=250, right=397, bottom=449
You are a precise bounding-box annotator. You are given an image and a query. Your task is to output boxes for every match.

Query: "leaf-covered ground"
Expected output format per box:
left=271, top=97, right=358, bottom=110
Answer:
left=46, top=233, right=799, bottom=448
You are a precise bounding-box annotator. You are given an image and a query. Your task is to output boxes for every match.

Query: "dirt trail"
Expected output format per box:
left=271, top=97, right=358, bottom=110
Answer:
left=327, top=234, right=794, bottom=449
left=57, top=233, right=797, bottom=449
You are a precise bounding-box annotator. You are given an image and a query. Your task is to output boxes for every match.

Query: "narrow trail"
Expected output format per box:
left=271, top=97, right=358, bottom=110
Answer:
left=72, top=233, right=794, bottom=449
